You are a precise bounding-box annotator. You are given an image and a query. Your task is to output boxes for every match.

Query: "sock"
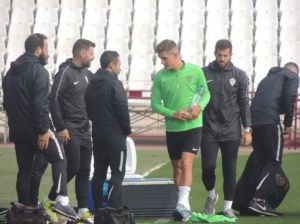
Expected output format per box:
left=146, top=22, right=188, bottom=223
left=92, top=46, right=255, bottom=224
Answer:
left=208, top=188, right=216, bottom=200
left=224, top=200, right=233, bottom=212
left=78, top=208, right=88, bottom=216
left=55, top=195, right=70, bottom=206
left=177, top=186, right=191, bottom=210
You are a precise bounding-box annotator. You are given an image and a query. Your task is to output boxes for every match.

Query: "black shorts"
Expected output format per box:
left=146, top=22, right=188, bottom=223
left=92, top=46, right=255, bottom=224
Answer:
left=166, top=127, right=202, bottom=160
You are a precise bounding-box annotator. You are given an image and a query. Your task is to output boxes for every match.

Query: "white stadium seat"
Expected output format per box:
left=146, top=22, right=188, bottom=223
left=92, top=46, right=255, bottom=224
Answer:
left=110, top=0, right=132, bottom=11
left=207, top=0, right=229, bottom=11
left=132, top=9, right=156, bottom=25
left=35, top=7, right=59, bottom=24
left=255, top=0, right=278, bottom=11
left=61, top=0, right=83, bottom=9
left=280, top=0, right=300, bottom=11
left=36, top=0, right=59, bottom=8
left=59, top=8, right=83, bottom=25
left=134, top=0, right=156, bottom=11
left=182, top=0, right=205, bottom=11
left=12, top=0, right=35, bottom=8
left=10, top=7, right=34, bottom=24
left=8, top=22, right=32, bottom=38
left=231, top=0, right=253, bottom=11
left=84, top=8, right=108, bottom=26
left=156, top=24, right=180, bottom=44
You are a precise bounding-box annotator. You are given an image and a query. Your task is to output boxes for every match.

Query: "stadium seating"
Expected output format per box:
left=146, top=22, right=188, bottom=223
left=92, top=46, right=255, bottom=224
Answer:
left=0, top=0, right=299, bottom=91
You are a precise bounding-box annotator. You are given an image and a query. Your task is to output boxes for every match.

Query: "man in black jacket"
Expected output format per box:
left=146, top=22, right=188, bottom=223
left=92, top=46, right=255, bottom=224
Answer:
left=2, top=33, right=77, bottom=221
left=49, top=39, right=95, bottom=222
left=201, top=39, right=252, bottom=218
left=85, top=50, right=131, bottom=211
left=247, top=62, right=299, bottom=216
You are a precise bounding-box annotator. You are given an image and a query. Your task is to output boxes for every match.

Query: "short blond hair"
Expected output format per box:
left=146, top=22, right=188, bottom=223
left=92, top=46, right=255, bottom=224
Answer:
left=155, top=39, right=178, bottom=54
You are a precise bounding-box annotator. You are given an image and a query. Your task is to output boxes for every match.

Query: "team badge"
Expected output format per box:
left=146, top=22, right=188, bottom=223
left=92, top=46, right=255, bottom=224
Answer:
left=229, top=78, right=236, bottom=86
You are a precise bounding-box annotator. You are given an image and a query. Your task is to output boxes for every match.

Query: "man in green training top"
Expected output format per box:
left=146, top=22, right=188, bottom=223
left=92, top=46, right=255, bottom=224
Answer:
left=151, top=39, right=210, bottom=222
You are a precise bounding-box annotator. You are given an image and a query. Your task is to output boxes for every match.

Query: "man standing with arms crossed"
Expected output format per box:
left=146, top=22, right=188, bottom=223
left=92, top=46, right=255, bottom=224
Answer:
left=2, top=33, right=77, bottom=222
left=201, top=39, right=252, bottom=218
left=151, top=39, right=210, bottom=222
left=49, top=39, right=95, bottom=223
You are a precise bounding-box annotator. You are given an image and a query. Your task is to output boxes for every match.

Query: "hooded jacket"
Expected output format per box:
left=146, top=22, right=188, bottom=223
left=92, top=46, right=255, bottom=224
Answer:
left=85, top=69, right=131, bottom=149
left=2, top=53, right=51, bottom=141
left=202, top=61, right=251, bottom=141
left=251, top=67, right=299, bottom=127
left=49, top=59, right=93, bottom=135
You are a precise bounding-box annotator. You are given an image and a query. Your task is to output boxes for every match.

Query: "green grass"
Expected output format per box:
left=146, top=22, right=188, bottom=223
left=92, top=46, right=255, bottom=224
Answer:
left=1, top=146, right=300, bottom=223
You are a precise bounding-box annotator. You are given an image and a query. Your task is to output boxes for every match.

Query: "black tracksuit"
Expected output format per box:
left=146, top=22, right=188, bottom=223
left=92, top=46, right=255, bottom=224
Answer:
left=2, top=53, right=68, bottom=204
left=201, top=61, right=252, bottom=200
left=250, top=67, right=299, bottom=199
left=49, top=59, right=93, bottom=208
left=85, top=69, right=131, bottom=210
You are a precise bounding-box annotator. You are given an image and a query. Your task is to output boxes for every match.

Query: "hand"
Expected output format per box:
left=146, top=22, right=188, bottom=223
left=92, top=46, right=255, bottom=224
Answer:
left=242, top=132, right=252, bottom=145
left=172, top=110, right=193, bottom=120
left=58, top=129, right=70, bottom=144
left=38, top=131, right=53, bottom=150
left=284, top=127, right=291, bottom=135
left=186, top=105, right=201, bottom=119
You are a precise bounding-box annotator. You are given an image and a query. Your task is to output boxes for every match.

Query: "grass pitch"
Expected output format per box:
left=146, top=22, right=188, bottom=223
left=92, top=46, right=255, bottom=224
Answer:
left=0, top=146, right=299, bottom=223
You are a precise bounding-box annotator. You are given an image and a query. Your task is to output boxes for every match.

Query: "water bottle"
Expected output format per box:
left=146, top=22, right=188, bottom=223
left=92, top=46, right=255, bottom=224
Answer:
left=191, top=85, right=205, bottom=106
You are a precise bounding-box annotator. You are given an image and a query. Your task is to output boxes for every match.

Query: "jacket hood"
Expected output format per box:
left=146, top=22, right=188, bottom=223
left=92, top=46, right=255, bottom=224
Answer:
left=90, top=68, right=117, bottom=89
left=208, top=60, right=234, bottom=72
left=267, top=67, right=292, bottom=77
left=58, top=58, right=84, bottom=70
left=9, top=53, right=41, bottom=74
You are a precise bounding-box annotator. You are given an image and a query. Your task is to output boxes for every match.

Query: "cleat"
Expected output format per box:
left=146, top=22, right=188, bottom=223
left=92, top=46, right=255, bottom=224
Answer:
left=223, top=209, right=237, bottom=219
left=248, top=199, right=283, bottom=217
left=204, top=193, right=219, bottom=215
left=173, top=204, right=191, bottom=222
left=52, top=201, right=78, bottom=220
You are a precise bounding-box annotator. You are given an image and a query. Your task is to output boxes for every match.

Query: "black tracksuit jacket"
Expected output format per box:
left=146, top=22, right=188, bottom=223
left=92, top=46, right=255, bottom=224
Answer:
left=85, top=69, right=131, bottom=150
left=202, top=61, right=252, bottom=141
left=2, top=53, right=51, bottom=141
left=251, top=67, right=299, bottom=127
left=49, top=59, right=93, bottom=137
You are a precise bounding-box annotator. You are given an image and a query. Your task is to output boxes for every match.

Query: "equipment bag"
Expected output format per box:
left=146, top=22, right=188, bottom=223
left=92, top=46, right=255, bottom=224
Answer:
left=5, top=202, right=47, bottom=224
left=94, top=206, right=135, bottom=224
left=233, top=152, right=289, bottom=214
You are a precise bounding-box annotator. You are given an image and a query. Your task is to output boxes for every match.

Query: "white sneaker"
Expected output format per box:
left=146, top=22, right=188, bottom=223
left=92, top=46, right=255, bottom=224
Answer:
left=204, top=193, right=219, bottom=215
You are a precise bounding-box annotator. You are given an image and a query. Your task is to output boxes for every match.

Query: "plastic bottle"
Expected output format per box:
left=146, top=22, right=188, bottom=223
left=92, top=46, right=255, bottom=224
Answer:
left=191, top=85, right=205, bottom=106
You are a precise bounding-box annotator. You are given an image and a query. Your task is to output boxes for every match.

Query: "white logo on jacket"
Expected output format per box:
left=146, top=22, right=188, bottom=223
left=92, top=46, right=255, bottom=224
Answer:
left=74, top=81, right=79, bottom=85
left=229, top=78, right=236, bottom=86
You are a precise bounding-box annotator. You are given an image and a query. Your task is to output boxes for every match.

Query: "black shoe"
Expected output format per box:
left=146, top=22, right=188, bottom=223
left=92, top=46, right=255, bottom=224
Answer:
left=52, top=201, right=78, bottom=220
left=248, top=199, right=283, bottom=217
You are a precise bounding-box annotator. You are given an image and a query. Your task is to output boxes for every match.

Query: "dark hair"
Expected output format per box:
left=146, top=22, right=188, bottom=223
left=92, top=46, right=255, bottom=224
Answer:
left=155, top=39, right=178, bottom=53
left=100, top=50, right=120, bottom=69
left=284, top=62, right=299, bottom=74
left=215, top=39, right=232, bottom=53
left=72, top=39, right=96, bottom=57
left=24, top=33, right=47, bottom=54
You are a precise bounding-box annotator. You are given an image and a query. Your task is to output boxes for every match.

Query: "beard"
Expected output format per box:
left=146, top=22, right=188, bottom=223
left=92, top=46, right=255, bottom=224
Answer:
left=82, top=60, right=91, bottom=68
left=38, top=53, right=48, bottom=66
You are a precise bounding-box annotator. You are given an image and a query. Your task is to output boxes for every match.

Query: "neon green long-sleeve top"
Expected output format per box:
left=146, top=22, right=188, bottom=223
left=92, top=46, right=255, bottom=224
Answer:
left=151, top=63, right=210, bottom=132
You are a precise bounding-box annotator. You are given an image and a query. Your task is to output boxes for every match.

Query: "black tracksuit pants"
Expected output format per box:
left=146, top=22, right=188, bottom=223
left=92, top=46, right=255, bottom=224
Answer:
left=201, top=139, right=240, bottom=200
left=252, top=124, right=284, bottom=199
left=92, top=140, right=127, bottom=210
left=63, top=133, right=92, bottom=208
left=14, top=134, right=67, bottom=205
